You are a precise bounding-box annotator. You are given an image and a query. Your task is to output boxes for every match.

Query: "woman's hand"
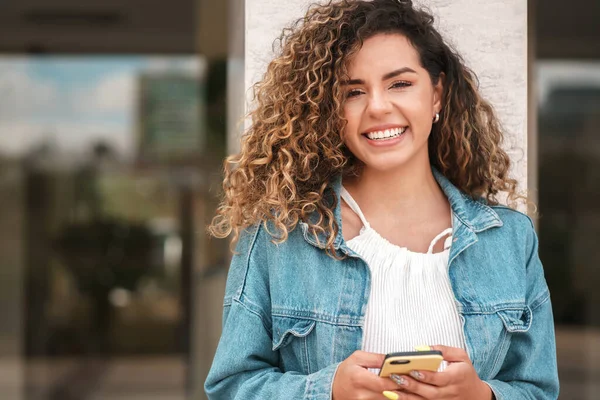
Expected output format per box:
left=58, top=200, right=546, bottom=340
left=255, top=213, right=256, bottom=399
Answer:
left=385, top=345, right=494, bottom=400
left=332, top=350, right=402, bottom=400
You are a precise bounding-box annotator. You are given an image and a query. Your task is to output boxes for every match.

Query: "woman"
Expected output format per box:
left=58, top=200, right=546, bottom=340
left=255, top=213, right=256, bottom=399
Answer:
left=205, top=0, right=559, bottom=399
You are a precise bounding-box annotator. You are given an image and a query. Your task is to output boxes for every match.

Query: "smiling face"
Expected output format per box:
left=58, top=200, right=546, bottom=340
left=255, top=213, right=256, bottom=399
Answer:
left=341, top=33, right=443, bottom=173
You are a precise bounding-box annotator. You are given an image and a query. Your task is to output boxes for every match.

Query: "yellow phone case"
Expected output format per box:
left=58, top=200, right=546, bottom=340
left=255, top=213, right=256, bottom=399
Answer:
left=379, top=351, right=443, bottom=377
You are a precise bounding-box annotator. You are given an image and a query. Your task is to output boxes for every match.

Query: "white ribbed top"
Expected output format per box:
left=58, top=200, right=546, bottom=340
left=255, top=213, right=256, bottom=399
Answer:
left=340, top=187, right=466, bottom=356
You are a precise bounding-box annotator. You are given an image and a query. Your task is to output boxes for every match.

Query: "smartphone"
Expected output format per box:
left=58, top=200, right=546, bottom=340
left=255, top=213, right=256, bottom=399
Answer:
left=379, top=350, right=444, bottom=377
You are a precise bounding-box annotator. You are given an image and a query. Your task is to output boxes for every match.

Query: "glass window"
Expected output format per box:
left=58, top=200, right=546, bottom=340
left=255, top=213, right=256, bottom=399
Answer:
left=538, top=61, right=600, bottom=399
left=0, top=2, right=232, bottom=400
left=0, top=56, right=206, bottom=400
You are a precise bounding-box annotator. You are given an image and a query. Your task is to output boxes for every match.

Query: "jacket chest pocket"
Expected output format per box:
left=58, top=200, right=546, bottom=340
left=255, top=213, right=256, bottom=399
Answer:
left=272, top=315, right=316, bottom=374
left=463, top=304, right=532, bottom=379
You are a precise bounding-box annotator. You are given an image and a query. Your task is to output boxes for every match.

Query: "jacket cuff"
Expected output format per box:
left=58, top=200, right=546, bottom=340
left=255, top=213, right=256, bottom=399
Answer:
left=485, top=379, right=520, bottom=400
left=305, top=362, right=341, bottom=399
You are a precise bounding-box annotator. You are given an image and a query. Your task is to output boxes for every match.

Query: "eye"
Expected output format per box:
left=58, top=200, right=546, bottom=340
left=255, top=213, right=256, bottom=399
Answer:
left=346, top=89, right=364, bottom=98
left=390, top=81, right=411, bottom=89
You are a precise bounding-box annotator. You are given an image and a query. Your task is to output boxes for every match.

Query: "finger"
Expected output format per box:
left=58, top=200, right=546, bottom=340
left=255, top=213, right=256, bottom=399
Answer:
left=359, top=371, right=403, bottom=393
left=401, top=370, right=450, bottom=387
left=382, top=390, right=426, bottom=400
left=431, top=345, right=470, bottom=362
left=350, top=350, right=386, bottom=368
left=442, top=360, right=473, bottom=378
left=388, top=374, right=438, bottom=399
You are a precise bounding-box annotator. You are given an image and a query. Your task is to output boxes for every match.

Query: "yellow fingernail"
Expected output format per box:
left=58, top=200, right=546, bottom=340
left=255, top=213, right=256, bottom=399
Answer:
left=383, top=391, right=399, bottom=400
left=414, top=345, right=431, bottom=351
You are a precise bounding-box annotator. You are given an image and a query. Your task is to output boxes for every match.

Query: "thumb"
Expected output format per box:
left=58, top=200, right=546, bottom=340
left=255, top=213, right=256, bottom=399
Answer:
left=350, top=350, right=386, bottom=368
left=431, top=345, right=470, bottom=362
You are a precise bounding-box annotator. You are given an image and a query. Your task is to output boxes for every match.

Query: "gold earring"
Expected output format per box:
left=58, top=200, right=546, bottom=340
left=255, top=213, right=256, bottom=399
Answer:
left=433, top=113, right=440, bottom=123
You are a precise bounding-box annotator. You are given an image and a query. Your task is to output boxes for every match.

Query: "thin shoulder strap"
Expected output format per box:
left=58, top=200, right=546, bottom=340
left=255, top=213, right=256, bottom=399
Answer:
left=427, top=227, right=453, bottom=254
left=340, top=186, right=371, bottom=229
left=427, top=209, right=454, bottom=254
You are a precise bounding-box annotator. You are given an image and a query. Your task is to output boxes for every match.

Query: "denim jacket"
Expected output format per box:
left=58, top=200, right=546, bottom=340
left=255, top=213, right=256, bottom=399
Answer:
left=205, top=169, right=559, bottom=399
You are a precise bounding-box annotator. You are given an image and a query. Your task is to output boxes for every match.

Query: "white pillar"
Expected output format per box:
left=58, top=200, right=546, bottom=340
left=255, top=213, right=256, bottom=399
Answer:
left=241, top=0, right=528, bottom=188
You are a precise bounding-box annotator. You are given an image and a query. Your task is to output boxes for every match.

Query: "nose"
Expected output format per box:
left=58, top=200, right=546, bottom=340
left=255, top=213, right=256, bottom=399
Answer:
left=366, top=90, right=393, bottom=117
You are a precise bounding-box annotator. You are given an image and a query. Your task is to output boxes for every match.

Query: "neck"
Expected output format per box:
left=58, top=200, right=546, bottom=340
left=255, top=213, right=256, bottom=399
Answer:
left=344, top=158, right=446, bottom=218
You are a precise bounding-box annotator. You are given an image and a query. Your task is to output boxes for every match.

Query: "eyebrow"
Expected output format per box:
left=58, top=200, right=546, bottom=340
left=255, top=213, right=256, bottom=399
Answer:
left=343, top=67, right=418, bottom=85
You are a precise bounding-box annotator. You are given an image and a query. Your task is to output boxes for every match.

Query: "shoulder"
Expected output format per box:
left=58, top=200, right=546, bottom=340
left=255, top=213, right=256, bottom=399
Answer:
left=222, top=223, right=280, bottom=326
left=225, top=222, right=278, bottom=283
left=223, top=224, right=262, bottom=305
left=224, top=221, right=312, bottom=302
left=489, top=206, right=550, bottom=308
left=488, top=204, right=539, bottom=258
left=223, top=220, right=333, bottom=324
left=490, top=204, right=535, bottom=231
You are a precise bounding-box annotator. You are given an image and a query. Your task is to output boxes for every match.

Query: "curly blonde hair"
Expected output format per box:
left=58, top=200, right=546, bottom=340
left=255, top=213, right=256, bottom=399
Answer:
left=209, top=0, right=522, bottom=255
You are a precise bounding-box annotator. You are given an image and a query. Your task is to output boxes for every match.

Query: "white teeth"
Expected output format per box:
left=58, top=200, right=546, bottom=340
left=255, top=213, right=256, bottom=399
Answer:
left=366, top=127, right=407, bottom=140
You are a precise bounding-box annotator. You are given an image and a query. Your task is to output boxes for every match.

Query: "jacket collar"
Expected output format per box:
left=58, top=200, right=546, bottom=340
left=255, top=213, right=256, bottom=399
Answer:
left=300, top=167, right=503, bottom=250
left=431, top=168, right=503, bottom=233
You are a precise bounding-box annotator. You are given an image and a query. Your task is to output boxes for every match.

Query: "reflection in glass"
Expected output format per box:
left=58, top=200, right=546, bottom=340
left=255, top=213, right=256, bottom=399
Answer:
left=0, top=55, right=226, bottom=400
left=538, top=61, right=600, bottom=399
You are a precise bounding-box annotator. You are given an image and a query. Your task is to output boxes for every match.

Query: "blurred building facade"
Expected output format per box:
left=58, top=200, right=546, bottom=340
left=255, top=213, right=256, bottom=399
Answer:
left=0, top=1, right=598, bottom=400
left=0, top=1, right=229, bottom=400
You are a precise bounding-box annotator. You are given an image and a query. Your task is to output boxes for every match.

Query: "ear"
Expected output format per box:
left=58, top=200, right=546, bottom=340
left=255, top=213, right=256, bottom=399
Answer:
left=432, top=72, right=445, bottom=113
